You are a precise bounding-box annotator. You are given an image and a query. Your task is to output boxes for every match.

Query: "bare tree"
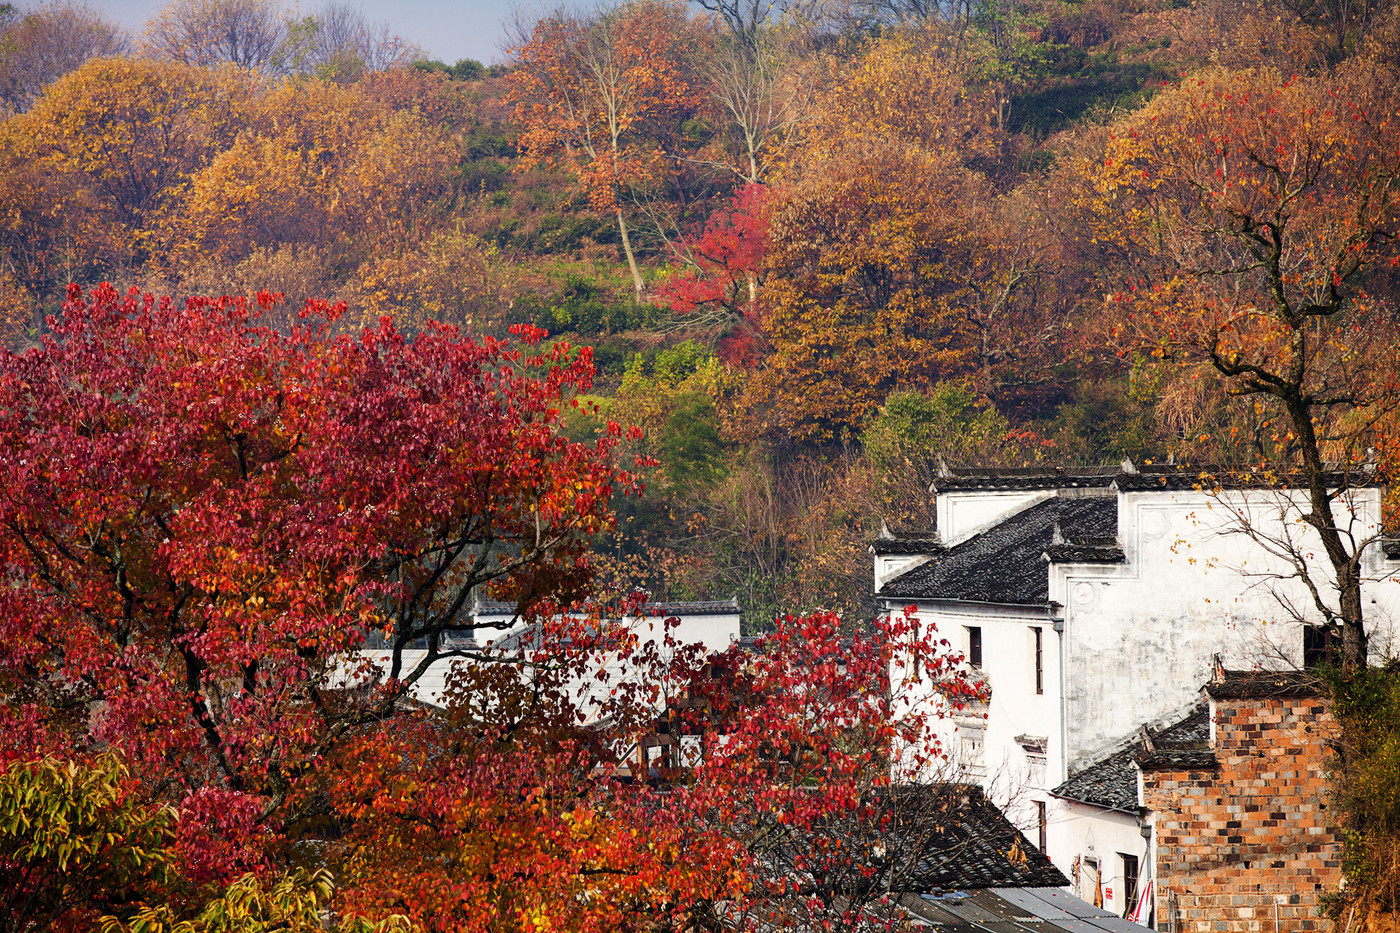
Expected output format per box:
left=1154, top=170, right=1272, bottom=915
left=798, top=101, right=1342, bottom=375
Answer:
left=692, top=0, right=775, bottom=43
left=0, top=2, right=128, bottom=114
left=700, top=31, right=801, bottom=184
left=281, top=2, right=422, bottom=80
left=142, top=0, right=288, bottom=72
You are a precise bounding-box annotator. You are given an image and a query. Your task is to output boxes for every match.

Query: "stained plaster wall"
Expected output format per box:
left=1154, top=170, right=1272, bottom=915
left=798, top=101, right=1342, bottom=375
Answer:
left=1046, top=800, right=1146, bottom=918
left=888, top=479, right=1400, bottom=893
left=1052, top=486, right=1400, bottom=771
left=358, top=610, right=740, bottom=710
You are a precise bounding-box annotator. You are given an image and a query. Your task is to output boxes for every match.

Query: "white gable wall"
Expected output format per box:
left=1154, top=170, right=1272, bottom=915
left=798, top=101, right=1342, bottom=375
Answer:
left=938, top=490, right=1055, bottom=546
left=1046, top=799, right=1145, bottom=915
left=1055, top=485, right=1398, bottom=769
left=355, top=609, right=740, bottom=711
left=901, top=599, right=1063, bottom=844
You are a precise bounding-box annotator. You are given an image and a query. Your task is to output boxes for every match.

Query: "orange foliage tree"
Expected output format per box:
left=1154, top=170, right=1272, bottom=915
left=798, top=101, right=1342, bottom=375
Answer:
left=740, top=32, right=1002, bottom=444
left=1088, top=62, right=1400, bottom=668
left=166, top=77, right=456, bottom=274
left=509, top=0, right=712, bottom=296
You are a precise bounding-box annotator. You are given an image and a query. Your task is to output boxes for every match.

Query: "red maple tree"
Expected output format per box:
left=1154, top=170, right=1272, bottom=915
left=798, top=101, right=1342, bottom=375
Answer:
left=0, top=284, right=983, bottom=931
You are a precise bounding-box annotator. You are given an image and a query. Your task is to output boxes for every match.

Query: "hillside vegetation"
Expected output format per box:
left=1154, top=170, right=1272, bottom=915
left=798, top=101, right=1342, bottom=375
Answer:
left=2, top=0, right=1399, bottom=627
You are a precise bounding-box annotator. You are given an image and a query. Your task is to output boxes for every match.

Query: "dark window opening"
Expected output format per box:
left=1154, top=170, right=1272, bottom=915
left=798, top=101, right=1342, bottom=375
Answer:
left=1033, top=626, right=1044, bottom=694
left=1304, top=624, right=1341, bottom=668
left=967, top=626, right=982, bottom=668
left=1036, top=800, right=1047, bottom=852
left=1120, top=853, right=1140, bottom=919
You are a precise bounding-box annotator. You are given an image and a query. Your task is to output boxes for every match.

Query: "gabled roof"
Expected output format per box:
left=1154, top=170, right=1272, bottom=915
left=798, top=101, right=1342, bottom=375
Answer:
left=1205, top=668, right=1321, bottom=699
left=873, top=785, right=1067, bottom=892
left=1050, top=706, right=1210, bottom=812
left=878, top=496, right=1118, bottom=605
left=931, top=464, right=1125, bottom=492
left=476, top=597, right=740, bottom=616
left=871, top=534, right=943, bottom=555
left=931, top=460, right=1384, bottom=493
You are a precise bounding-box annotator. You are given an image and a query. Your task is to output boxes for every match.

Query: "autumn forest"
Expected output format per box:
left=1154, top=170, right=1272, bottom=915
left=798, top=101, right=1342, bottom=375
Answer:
left=2, top=0, right=1400, bottom=926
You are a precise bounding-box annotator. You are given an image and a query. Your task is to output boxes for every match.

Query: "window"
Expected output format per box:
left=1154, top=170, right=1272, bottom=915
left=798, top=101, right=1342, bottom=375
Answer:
left=1032, top=626, right=1044, bottom=694
left=1304, top=624, right=1341, bottom=668
left=1036, top=801, right=1047, bottom=852
left=959, top=726, right=986, bottom=777
left=967, top=626, right=983, bottom=668
left=1120, top=853, right=1140, bottom=919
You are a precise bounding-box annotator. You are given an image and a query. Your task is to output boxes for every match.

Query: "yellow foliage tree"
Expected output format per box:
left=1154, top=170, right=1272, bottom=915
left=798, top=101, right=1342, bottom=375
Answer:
left=164, top=78, right=454, bottom=275
left=0, top=57, right=253, bottom=281
left=353, top=231, right=508, bottom=334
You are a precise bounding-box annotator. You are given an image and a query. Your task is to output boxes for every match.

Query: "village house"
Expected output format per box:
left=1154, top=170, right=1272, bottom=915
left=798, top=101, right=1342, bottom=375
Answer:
left=358, top=597, right=741, bottom=709
left=872, top=461, right=1400, bottom=918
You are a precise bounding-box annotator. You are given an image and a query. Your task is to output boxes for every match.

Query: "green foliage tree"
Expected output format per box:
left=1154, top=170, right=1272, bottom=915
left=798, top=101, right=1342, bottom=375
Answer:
left=1, top=754, right=175, bottom=932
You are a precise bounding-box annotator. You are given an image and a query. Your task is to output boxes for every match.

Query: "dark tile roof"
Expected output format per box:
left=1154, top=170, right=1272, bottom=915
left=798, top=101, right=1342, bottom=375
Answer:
left=1042, top=543, right=1125, bottom=563
left=1136, top=747, right=1218, bottom=770
left=1113, top=464, right=1384, bottom=491
left=870, top=785, right=1067, bottom=892
left=1205, top=668, right=1322, bottom=699
left=932, top=465, right=1123, bottom=492
left=878, top=496, right=1118, bottom=605
left=476, top=597, right=740, bottom=616
left=932, top=461, right=1384, bottom=493
left=1051, top=706, right=1210, bottom=811
left=871, top=534, right=944, bottom=555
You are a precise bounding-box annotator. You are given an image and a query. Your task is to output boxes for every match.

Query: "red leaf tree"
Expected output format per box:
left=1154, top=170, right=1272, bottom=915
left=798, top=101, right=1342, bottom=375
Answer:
left=0, top=284, right=985, bottom=931
left=655, top=183, right=771, bottom=367
left=0, top=283, right=632, bottom=878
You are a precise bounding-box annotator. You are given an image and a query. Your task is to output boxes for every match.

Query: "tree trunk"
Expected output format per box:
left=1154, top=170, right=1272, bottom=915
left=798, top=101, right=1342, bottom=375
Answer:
left=617, top=209, right=644, bottom=297
left=1289, top=395, right=1368, bottom=670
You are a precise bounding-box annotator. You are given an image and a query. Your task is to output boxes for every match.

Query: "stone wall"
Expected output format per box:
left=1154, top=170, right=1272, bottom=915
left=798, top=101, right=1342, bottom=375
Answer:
left=1142, top=686, right=1340, bottom=933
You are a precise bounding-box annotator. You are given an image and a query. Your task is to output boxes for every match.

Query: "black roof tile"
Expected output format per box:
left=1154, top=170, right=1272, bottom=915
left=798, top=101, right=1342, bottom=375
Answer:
left=1042, top=543, right=1125, bottom=563
left=1136, top=748, right=1218, bottom=770
left=932, top=461, right=1384, bottom=493
left=932, top=466, right=1122, bottom=492
left=1205, top=669, right=1322, bottom=699
left=1051, top=707, right=1210, bottom=811
left=871, top=535, right=944, bottom=555
left=871, top=785, right=1068, bottom=892
left=879, top=496, right=1118, bottom=605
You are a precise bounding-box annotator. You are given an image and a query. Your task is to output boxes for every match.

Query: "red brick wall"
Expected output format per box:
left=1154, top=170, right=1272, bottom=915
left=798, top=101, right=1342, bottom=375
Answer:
left=1142, top=694, right=1340, bottom=933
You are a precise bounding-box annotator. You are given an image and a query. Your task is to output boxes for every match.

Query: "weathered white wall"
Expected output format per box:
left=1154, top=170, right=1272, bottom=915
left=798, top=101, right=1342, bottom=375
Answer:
left=1047, top=799, right=1145, bottom=917
left=937, top=490, right=1054, bottom=546
left=1054, top=486, right=1399, bottom=769
left=891, top=480, right=1400, bottom=893
left=356, top=610, right=740, bottom=712
left=905, top=601, right=1062, bottom=836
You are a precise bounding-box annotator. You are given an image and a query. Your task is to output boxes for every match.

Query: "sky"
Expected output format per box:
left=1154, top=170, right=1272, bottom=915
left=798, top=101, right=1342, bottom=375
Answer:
left=92, top=0, right=531, bottom=66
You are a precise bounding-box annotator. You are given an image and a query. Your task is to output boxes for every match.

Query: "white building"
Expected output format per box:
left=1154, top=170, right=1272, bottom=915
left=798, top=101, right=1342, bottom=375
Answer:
left=873, top=461, right=1400, bottom=917
left=359, top=597, right=741, bottom=710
